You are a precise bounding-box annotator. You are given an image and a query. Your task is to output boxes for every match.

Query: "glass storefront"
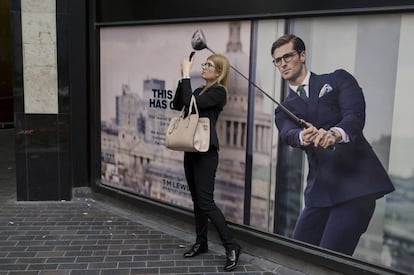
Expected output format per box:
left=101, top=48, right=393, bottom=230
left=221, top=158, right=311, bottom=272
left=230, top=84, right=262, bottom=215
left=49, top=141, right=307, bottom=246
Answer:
left=99, top=14, right=414, bottom=274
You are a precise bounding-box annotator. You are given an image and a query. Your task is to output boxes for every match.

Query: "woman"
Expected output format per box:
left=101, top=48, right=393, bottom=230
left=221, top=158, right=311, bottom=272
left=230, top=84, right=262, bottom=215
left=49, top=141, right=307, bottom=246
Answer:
left=172, top=53, right=241, bottom=272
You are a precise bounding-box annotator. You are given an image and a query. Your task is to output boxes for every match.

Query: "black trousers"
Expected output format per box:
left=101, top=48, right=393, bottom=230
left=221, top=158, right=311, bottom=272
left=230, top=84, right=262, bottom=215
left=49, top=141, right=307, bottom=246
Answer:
left=184, top=148, right=235, bottom=250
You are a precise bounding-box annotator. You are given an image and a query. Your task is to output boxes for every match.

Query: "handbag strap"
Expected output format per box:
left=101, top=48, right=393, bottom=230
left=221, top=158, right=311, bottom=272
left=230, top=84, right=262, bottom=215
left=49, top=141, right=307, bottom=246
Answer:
left=189, top=95, right=199, bottom=115
left=178, top=95, right=199, bottom=119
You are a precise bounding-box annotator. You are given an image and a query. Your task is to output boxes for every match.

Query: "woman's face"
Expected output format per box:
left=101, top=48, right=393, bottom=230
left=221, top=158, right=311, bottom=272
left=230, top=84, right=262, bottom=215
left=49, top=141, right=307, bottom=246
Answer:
left=201, top=59, right=219, bottom=82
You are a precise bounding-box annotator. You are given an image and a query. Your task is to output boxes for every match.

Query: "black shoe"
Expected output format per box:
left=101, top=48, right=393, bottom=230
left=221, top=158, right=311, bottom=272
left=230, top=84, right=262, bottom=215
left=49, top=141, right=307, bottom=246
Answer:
left=224, top=244, right=241, bottom=272
left=183, top=243, right=208, bottom=257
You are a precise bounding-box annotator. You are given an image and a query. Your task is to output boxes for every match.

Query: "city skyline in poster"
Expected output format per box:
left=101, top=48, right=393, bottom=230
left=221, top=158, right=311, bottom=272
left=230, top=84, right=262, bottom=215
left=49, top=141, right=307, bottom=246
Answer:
left=99, top=21, right=277, bottom=229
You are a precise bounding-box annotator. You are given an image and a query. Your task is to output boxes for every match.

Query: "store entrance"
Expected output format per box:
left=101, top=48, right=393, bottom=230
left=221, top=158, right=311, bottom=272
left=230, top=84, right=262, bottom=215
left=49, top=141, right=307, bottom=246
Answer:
left=0, top=0, right=16, bottom=200
left=0, top=0, right=14, bottom=127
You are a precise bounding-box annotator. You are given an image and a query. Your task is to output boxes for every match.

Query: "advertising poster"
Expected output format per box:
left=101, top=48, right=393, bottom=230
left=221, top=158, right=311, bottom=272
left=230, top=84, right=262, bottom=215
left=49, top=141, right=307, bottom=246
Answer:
left=100, top=21, right=259, bottom=224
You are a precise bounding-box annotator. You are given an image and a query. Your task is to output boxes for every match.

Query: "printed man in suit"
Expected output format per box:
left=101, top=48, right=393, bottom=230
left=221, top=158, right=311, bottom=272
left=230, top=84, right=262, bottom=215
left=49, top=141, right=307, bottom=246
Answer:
left=272, top=34, right=395, bottom=255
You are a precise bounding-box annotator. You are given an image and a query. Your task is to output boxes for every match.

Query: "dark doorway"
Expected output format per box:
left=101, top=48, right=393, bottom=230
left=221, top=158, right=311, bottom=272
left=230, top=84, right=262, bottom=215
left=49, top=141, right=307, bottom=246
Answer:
left=0, top=0, right=16, bottom=200
left=0, top=0, right=14, bottom=127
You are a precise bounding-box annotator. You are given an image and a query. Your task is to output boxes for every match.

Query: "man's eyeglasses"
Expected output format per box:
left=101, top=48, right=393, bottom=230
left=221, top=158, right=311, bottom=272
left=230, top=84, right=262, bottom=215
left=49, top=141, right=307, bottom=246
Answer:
left=272, top=51, right=300, bottom=67
left=201, top=62, right=216, bottom=69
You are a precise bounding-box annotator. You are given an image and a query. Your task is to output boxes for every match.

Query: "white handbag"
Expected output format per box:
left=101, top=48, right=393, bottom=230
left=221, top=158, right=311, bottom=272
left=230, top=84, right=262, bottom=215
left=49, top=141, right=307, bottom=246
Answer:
left=165, top=95, right=210, bottom=152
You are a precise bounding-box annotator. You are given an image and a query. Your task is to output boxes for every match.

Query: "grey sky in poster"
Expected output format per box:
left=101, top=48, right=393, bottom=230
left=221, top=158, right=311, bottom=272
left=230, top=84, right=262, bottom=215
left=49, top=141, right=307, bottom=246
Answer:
left=100, top=22, right=251, bottom=122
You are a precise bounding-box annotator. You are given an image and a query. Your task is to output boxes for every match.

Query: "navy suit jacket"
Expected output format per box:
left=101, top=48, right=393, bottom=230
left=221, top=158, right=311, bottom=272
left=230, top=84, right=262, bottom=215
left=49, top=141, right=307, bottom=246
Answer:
left=172, top=79, right=226, bottom=150
left=275, top=69, right=394, bottom=207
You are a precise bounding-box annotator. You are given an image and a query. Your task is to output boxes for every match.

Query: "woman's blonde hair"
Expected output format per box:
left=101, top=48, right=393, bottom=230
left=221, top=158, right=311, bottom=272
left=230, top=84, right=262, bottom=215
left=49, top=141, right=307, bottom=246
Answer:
left=201, top=54, right=230, bottom=104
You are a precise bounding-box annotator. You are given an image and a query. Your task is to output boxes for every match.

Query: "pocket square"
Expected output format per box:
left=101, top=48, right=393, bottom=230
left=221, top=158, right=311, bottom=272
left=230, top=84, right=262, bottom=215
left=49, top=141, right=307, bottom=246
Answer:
left=319, top=84, right=333, bottom=98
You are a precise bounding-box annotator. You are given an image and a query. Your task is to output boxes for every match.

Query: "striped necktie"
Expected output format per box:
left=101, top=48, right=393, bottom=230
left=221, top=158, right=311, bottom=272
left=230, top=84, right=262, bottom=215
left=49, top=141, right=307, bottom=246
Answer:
left=297, top=84, right=308, bottom=102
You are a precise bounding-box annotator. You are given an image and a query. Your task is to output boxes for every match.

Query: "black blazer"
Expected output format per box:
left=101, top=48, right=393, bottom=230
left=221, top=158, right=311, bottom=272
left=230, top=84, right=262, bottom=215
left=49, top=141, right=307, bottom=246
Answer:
left=172, top=79, right=226, bottom=150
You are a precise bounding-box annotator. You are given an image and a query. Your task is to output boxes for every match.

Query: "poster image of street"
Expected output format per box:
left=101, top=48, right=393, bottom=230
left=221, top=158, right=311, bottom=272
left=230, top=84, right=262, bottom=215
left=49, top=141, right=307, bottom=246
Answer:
left=100, top=21, right=276, bottom=227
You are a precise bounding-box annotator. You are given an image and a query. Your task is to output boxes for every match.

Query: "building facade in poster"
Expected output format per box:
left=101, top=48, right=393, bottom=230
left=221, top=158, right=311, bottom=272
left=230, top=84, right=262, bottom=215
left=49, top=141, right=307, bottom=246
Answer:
left=100, top=22, right=274, bottom=226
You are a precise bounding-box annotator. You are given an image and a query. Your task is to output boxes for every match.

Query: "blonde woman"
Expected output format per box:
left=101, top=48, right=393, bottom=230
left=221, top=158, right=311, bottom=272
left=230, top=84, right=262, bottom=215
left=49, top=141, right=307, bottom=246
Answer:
left=172, top=53, right=241, bottom=272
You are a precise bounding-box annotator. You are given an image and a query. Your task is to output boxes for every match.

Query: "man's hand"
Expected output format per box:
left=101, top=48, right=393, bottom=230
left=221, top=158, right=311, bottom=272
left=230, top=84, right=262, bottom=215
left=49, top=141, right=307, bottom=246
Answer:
left=312, top=128, right=335, bottom=148
left=300, top=121, right=340, bottom=149
left=313, top=128, right=340, bottom=149
left=300, top=121, right=318, bottom=145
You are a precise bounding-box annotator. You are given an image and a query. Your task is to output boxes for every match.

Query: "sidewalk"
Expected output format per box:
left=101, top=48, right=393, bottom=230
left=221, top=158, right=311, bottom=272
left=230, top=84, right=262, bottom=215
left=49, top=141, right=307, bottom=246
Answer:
left=0, top=191, right=309, bottom=274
